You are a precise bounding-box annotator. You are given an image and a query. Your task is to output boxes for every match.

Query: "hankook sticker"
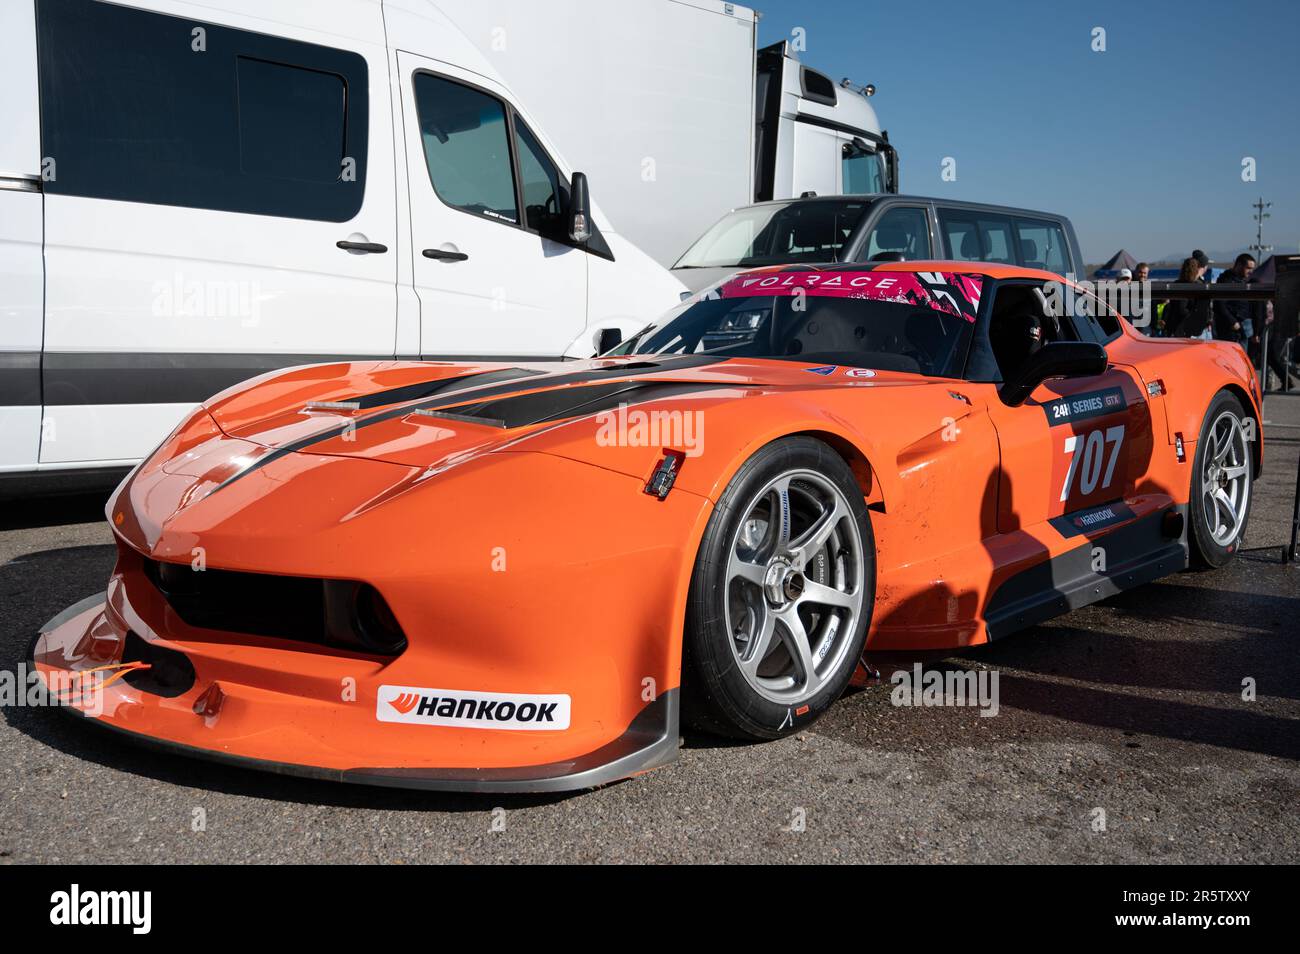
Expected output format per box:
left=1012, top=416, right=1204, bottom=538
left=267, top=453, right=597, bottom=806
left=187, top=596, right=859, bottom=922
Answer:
left=377, top=685, right=571, bottom=730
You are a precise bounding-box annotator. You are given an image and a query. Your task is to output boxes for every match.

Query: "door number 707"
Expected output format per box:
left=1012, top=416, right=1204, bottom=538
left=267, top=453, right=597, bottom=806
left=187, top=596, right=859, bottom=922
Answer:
left=1060, top=424, right=1126, bottom=502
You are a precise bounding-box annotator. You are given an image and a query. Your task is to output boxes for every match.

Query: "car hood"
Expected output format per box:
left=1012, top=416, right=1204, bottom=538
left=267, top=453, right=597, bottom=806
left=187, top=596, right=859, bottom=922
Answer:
left=192, top=355, right=924, bottom=471
left=115, top=355, right=970, bottom=556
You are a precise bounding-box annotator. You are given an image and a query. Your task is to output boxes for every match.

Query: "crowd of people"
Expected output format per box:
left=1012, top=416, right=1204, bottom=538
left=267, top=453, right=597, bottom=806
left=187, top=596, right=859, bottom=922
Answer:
left=1118, top=249, right=1297, bottom=391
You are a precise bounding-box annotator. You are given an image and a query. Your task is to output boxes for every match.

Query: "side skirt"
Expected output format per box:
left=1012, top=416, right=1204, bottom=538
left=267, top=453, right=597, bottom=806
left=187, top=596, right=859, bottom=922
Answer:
left=983, top=508, right=1189, bottom=641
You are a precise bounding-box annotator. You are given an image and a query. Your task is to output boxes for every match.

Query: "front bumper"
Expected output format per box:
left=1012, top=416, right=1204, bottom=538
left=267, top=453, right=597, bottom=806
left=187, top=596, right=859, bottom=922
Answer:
left=33, top=592, right=679, bottom=794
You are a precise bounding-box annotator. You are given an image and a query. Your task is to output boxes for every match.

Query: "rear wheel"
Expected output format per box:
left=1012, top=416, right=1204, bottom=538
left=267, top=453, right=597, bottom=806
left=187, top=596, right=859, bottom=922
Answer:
left=1188, top=390, right=1253, bottom=568
left=682, top=437, right=874, bottom=740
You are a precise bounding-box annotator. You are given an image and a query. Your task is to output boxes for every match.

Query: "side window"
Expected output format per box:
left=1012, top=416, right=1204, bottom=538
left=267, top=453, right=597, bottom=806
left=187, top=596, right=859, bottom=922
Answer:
left=1065, top=288, right=1122, bottom=343
left=1016, top=218, right=1069, bottom=273
left=236, top=58, right=347, bottom=183
left=939, top=210, right=1015, bottom=263
left=412, top=73, right=518, bottom=225
left=941, top=213, right=981, bottom=261
left=842, top=141, right=885, bottom=194
left=36, top=0, right=367, bottom=221
left=513, top=118, right=566, bottom=236
left=860, top=206, right=931, bottom=261
left=976, top=216, right=1016, bottom=264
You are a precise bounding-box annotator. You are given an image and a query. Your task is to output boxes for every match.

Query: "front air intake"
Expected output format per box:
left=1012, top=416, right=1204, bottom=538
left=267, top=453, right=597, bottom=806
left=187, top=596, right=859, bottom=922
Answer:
left=142, top=558, right=406, bottom=656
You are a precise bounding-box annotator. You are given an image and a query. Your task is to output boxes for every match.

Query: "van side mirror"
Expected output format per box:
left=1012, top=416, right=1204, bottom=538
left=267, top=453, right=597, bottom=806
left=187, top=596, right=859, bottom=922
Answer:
left=998, top=342, right=1108, bottom=407
left=595, top=327, right=622, bottom=354
left=568, top=172, right=592, bottom=244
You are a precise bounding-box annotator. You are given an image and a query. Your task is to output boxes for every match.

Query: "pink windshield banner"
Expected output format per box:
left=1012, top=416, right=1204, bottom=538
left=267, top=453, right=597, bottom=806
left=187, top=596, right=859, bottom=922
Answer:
left=718, top=270, right=983, bottom=323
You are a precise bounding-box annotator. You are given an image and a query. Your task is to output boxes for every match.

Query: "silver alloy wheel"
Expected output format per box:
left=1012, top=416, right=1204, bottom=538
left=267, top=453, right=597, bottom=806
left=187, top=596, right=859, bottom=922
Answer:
left=1201, top=409, right=1251, bottom=547
left=723, top=469, right=865, bottom=705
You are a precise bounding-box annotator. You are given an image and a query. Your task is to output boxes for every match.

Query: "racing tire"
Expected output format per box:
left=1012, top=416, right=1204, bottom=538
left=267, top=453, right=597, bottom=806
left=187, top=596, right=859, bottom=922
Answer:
left=1188, top=390, right=1254, bottom=569
left=682, top=436, right=875, bottom=741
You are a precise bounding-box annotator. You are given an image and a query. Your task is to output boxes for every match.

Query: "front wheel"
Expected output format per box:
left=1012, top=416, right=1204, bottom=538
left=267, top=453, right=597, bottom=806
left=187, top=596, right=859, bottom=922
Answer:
left=1188, top=390, right=1254, bottom=568
left=682, top=437, right=874, bottom=740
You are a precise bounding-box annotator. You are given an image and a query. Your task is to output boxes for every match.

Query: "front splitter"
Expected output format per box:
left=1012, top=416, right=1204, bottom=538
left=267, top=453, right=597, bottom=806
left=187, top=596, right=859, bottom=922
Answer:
left=33, top=594, right=680, bottom=794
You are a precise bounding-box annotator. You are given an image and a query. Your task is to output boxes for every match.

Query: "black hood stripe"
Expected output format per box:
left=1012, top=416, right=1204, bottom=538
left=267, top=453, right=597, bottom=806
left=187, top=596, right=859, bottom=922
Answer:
left=442, top=379, right=733, bottom=429
left=209, top=355, right=726, bottom=494
left=352, top=366, right=542, bottom=409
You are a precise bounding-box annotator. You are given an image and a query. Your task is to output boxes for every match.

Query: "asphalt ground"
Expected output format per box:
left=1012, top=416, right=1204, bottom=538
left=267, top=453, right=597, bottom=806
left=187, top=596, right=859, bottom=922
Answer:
left=0, top=395, right=1296, bottom=864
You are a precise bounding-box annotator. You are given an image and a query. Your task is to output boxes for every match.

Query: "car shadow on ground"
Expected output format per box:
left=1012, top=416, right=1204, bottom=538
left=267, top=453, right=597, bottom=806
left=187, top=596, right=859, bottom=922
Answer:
left=804, top=564, right=1300, bottom=762
left=953, top=579, right=1300, bottom=701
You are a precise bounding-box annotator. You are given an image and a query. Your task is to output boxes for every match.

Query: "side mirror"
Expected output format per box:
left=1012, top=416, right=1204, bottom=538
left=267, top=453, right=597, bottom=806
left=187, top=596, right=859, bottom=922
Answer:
left=595, top=327, right=622, bottom=355
left=869, top=251, right=906, bottom=262
left=568, top=171, right=592, bottom=244
left=999, top=341, right=1108, bottom=407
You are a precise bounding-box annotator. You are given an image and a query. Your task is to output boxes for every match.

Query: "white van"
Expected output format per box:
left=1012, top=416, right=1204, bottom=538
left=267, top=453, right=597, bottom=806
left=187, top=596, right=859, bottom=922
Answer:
left=0, top=0, right=685, bottom=489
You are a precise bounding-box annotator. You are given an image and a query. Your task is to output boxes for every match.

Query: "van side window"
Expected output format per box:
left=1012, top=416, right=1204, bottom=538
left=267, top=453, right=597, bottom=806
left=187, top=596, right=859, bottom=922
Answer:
left=513, top=119, right=566, bottom=237
left=1016, top=218, right=1069, bottom=273
left=236, top=58, right=347, bottom=184
left=412, top=73, right=519, bottom=226
left=939, top=210, right=1015, bottom=264
left=36, top=0, right=367, bottom=221
left=860, top=206, right=930, bottom=261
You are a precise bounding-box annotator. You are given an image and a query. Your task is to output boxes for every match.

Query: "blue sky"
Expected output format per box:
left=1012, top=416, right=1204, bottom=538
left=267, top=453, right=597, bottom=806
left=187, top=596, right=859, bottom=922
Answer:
left=754, top=0, right=1299, bottom=264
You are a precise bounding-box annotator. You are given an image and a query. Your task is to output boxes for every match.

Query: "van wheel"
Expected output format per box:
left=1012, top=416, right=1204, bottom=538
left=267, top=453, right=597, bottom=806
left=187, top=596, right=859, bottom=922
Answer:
left=1188, top=391, right=1253, bottom=568
left=682, top=437, right=874, bottom=740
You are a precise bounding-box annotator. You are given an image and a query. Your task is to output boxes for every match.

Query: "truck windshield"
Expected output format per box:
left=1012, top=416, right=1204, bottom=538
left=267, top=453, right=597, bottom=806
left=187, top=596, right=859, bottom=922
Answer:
left=623, top=270, right=983, bottom=378
left=674, top=200, right=871, bottom=269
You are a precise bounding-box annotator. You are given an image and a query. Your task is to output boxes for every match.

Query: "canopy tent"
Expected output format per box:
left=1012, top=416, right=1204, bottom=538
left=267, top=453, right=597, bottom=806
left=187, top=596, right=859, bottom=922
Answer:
left=1093, top=249, right=1139, bottom=278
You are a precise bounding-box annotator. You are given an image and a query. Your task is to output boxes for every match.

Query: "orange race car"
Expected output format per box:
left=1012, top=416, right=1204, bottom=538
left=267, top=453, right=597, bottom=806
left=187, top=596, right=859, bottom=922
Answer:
left=33, top=262, right=1260, bottom=792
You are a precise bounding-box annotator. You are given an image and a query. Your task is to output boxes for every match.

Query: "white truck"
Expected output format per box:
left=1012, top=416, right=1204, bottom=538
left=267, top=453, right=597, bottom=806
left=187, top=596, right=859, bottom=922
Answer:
left=436, top=0, right=897, bottom=267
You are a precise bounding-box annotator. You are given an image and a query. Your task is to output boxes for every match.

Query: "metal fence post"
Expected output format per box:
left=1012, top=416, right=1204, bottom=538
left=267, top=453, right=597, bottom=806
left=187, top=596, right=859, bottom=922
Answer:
left=1288, top=446, right=1300, bottom=564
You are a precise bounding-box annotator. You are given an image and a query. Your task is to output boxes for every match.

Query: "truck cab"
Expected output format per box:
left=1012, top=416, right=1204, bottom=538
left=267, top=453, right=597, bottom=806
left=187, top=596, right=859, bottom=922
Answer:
left=754, top=41, right=898, bottom=202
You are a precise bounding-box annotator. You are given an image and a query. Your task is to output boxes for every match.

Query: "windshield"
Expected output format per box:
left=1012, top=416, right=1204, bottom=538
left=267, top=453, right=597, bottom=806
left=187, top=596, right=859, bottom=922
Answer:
left=623, top=270, right=983, bottom=378
left=674, top=201, right=871, bottom=270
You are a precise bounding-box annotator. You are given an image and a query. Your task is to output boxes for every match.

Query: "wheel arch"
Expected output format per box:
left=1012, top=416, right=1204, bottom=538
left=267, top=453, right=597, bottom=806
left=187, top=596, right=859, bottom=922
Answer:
left=790, top=428, right=888, bottom=511
left=1219, top=382, right=1264, bottom=477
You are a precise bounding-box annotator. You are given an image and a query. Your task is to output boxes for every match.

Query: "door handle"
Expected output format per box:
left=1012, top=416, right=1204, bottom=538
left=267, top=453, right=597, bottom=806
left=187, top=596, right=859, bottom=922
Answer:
left=422, top=248, right=469, bottom=262
left=337, top=240, right=388, bottom=254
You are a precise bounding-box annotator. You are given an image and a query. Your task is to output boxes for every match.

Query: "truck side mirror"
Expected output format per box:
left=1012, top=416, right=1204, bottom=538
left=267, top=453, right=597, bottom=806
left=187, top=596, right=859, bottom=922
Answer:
left=568, top=172, right=592, bottom=244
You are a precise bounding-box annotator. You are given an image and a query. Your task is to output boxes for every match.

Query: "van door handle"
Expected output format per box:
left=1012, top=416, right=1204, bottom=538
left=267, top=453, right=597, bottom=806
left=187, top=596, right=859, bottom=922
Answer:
left=336, top=240, right=388, bottom=254
left=422, top=248, right=469, bottom=262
